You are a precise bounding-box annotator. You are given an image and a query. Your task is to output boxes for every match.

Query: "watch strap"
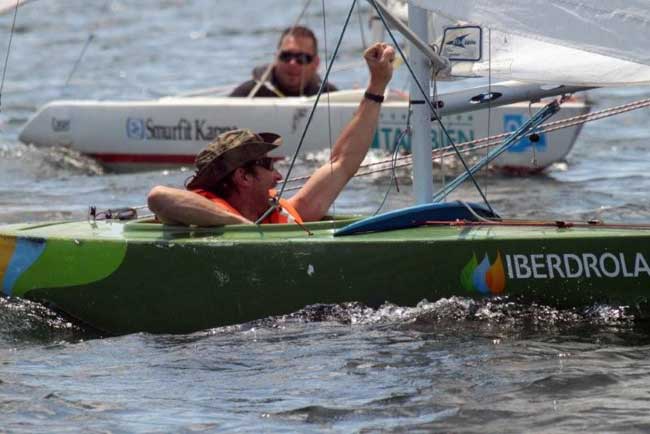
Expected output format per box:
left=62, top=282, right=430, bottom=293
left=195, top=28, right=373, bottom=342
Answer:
left=363, top=91, right=384, bottom=103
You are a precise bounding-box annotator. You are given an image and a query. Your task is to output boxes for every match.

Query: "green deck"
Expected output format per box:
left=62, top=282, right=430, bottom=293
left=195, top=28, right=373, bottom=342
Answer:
left=2, top=218, right=650, bottom=334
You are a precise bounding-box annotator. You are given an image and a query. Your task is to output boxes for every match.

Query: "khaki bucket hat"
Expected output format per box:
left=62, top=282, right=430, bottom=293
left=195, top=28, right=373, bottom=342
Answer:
left=186, top=129, right=282, bottom=190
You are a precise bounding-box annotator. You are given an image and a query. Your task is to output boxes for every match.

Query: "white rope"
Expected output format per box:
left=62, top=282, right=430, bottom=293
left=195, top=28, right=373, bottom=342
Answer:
left=282, top=96, right=650, bottom=191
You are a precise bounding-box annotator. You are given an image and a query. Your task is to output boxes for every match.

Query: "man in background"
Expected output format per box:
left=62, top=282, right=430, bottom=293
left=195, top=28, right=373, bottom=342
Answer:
left=230, top=25, right=337, bottom=98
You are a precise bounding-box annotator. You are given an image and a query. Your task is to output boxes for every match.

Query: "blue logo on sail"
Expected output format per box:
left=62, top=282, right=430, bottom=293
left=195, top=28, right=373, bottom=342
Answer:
left=446, top=34, right=475, bottom=49
left=504, top=114, right=547, bottom=152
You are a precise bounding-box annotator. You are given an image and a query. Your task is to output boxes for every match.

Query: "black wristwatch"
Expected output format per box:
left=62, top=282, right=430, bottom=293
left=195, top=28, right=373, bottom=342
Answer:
left=364, top=91, right=384, bottom=103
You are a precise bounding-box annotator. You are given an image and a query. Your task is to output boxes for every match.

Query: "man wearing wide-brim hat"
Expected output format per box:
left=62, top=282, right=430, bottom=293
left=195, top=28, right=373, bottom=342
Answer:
left=148, top=43, right=395, bottom=226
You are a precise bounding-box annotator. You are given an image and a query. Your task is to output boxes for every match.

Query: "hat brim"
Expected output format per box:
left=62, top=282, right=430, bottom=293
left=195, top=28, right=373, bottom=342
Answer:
left=186, top=132, right=282, bottom=191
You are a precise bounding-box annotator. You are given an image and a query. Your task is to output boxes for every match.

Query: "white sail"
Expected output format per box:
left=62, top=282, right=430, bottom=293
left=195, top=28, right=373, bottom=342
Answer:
left=409, top=0, right=650, bottom=86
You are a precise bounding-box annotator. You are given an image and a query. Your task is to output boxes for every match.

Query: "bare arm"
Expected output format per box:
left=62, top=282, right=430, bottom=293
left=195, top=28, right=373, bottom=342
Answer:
left=288, top=43, right=395, bottom=222
left=147, top=186, right=251, bottom=226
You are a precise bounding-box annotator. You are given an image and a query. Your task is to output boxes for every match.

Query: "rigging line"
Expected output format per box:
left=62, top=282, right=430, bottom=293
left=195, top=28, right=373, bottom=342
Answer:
left=356, top=0, right=368, bottom=50
left=247, top=0, right=314, bottom=98
left=460, top=200, right=499, bottom=223
left=62, top=0, right=110, bottom=94
left=280, top=97, right=650, bottom=189
left=542, top=98, right=650, bottom=128
left=373, top=103, right=412, bottom=215
left=286, top=107, right=650, bottom=189
left=527, top=100, right=538, bottom=166
left=431, top=97, right=650, bottom=153
left=136, top=97, right=650, bottom=212
left=255, top=0, right=358, bottom=225
left=408, top=98, right=650, bottom=165
left=484, top=27, right=492, bottom=200
left=394, top=104, right=413, bottom=192
left=432, top=100, right=560, bottom=203
left=62, top=34, right=94, bottom=92
left=321, top=0, right=335, bottom=221
left=288, top=102, right=561, bottom=194
left=442, top=97, right=650, bottom=151
left=368, top=0, right=494, bottom=212
left=425, top=219, right=650, bottom=231
left=432, top=66, right=444, bottom=191
left=0, top=0, right=20, bottom=109
left=284, top=140, right=490, bottom=191
left=282, top=147, right=486, bottom=192
left=283, top=138, right=504, bottom=187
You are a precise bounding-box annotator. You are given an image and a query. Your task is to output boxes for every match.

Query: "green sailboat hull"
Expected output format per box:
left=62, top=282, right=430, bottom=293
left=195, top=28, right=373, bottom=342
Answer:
left=2, top=218, right=650, bottom=334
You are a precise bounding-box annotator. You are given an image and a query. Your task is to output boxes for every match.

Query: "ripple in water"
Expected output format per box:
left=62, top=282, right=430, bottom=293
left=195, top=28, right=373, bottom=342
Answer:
left=0, top=297, right=91, bottom=345
left=204, top=296, right=637, bottom=338
left=0, top=295, right=640, bottom=344
left=0, top=143, right=104, bottom=178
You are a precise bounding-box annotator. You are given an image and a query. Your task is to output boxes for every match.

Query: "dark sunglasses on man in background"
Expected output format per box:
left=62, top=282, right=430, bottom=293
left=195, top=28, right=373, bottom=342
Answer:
left=278, top=51, right=314, bottom=65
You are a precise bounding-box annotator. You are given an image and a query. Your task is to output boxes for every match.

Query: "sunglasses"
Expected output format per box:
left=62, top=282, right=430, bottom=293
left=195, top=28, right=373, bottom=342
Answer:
left=278, top=50, right=314, bottom=65
left=251, top=157, right=275, bottom=171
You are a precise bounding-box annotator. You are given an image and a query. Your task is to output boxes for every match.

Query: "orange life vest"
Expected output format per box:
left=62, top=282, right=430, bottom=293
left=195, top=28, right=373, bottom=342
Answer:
left=192, top=189, right=303, bottom=224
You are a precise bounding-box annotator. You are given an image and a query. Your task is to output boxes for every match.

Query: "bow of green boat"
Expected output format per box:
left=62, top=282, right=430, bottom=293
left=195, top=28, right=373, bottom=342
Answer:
left=3, top=215, right=650, bottom=335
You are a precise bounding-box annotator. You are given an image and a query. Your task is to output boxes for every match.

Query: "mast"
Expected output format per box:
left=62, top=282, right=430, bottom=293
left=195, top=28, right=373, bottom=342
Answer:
left=408, top=4, right=433, bottom=204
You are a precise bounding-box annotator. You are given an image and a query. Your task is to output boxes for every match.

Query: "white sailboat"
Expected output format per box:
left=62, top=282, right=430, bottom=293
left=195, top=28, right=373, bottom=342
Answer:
left=13, top=0, right=590, bottom=173
left=18, top=86, right=588, bottom=173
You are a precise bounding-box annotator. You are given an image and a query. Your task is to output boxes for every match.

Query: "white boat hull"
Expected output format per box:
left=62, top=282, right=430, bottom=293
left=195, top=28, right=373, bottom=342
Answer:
left=19, top=92, right=588, bottom=173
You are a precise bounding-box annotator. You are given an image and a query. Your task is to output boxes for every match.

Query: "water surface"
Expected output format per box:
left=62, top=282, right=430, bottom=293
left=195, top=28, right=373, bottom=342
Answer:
left=1, top=1, right=650, bottom=432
